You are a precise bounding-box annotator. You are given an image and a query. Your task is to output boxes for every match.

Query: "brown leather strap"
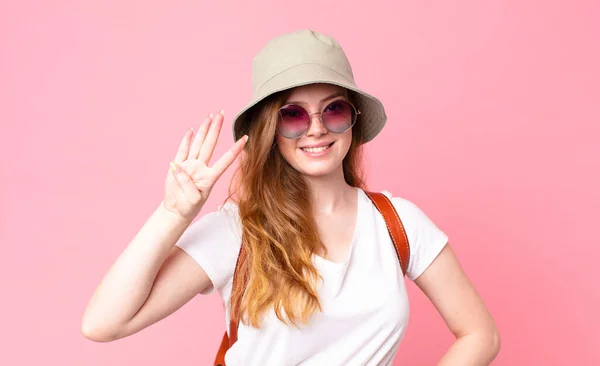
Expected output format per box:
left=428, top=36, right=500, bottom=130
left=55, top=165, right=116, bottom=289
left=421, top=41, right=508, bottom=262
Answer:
left=228, top=239, right=248, bottom=345
left=364, top=191, right=411, bottom=275
left=214, top=190, right=410, bottom=366
left=214, top=240, right=247, bottom=366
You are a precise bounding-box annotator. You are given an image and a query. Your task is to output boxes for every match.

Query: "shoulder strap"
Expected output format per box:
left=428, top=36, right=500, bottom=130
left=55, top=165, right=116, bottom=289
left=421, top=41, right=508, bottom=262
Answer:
left=364, top=191, right=411, bottom=275
left=214, top=190, right=410, bottom=366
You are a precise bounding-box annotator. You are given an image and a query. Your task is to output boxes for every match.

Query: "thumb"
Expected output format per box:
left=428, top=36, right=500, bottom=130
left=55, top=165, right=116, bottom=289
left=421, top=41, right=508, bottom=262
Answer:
left=169, top=162, right=201, bottom=203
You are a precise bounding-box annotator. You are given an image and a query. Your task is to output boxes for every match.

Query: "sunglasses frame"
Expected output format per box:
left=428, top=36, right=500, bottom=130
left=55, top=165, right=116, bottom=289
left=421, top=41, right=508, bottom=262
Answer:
left=276, top=99, right=361, bottom=139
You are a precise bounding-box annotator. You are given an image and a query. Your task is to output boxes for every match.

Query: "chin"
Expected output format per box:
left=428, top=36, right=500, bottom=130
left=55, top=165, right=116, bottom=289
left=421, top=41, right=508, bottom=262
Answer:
left=290, top=149, right=345, bottom=177
left=295, top=162, right=341, bottom=177
left=277, top=136, right=352, bottom=177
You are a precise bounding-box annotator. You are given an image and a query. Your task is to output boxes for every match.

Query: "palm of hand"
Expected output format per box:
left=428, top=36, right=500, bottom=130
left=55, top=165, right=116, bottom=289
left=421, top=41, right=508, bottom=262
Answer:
left=162, top=111, right=248, bottom=220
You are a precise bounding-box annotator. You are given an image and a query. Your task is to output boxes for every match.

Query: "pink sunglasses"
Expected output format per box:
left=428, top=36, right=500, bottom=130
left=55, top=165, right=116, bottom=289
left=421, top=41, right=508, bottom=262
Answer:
left=276, top=100, right=360, bottom=139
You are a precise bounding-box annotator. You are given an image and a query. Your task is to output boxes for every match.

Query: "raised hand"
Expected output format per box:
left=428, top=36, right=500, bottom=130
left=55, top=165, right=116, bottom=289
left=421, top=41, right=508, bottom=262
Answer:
left=163, top=110, right=248, bottom=220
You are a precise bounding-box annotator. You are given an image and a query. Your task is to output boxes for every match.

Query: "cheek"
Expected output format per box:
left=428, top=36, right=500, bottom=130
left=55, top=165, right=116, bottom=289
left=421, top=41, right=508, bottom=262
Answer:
left=276, top=135, right=295, bottom=159
left=338, top=130, right=354, bottom=153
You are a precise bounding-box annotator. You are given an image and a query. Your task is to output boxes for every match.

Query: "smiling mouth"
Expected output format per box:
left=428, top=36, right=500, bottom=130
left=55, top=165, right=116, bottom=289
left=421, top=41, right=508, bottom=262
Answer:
left=300, top=142, right=334, bottom=153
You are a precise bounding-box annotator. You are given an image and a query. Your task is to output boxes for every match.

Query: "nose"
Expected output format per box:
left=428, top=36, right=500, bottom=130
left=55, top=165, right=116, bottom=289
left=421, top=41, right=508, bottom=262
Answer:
left=306, top=112, right=328, bottom=137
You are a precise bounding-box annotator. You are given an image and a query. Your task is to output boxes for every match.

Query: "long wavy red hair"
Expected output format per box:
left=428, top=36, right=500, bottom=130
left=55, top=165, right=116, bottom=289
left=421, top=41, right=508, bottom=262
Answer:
left=227, top=86, right=367, bottom=328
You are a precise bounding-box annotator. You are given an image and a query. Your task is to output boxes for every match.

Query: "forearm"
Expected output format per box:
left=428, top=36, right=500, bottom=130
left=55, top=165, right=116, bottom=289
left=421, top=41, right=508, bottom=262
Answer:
left=438, top=331, right=500, bottom=366
left=81, top=201, right=193, bottom=336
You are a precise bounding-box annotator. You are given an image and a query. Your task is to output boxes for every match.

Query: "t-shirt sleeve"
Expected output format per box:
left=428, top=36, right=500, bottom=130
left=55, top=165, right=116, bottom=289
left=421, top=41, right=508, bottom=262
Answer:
left=382, top=191, right=449, bottom=281
left=174, top=203, right=242, bottom=295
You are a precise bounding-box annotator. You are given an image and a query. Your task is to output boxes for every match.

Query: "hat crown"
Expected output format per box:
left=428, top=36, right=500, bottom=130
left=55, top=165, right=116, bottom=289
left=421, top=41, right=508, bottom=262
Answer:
left=232, top=29, right=386, bottom=144
left=251, top=30, right=355, bottom=96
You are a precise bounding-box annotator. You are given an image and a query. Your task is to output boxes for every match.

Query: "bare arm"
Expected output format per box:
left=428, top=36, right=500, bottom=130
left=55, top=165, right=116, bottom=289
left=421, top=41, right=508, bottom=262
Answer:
left=80, top=203, right=210, bottom=342
left=81, top=110, right=248, bottom=342
left=414, top=244, right=501, bottom=365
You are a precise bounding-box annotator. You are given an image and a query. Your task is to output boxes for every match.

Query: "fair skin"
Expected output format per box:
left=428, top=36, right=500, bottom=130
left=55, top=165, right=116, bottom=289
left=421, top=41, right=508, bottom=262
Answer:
left=275, top=84, right=358, bottom=262
left=81, top=110, right=240, bottom=341
left=81, top=84, right=499, bottom=364
left=280, top=84, right=500, bottom=364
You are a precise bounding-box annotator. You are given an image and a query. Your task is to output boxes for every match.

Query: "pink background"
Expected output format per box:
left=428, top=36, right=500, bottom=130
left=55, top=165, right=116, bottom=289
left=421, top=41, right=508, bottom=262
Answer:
left=1, top=1, right=599, bottom=365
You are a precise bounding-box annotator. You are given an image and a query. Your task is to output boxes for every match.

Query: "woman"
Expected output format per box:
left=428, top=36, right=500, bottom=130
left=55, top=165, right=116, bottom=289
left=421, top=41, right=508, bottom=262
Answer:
left=82, top=29, right=500, bottom=365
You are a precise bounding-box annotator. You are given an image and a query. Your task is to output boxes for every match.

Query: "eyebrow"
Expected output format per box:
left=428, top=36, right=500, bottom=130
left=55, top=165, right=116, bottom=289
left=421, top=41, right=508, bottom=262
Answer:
left=284, top=91, right=347, bottom=106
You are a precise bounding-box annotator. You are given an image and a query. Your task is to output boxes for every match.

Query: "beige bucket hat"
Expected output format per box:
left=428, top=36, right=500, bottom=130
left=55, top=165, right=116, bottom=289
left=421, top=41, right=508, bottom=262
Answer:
left=231, top=29, right=387, bottom=144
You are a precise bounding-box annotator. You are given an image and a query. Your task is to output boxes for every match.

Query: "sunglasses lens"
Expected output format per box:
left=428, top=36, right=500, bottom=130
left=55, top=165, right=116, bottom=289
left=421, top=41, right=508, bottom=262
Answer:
left=277, top=100, right=357, bottom=138
left=322, top=100, right=355, bottom=133
left=278, top=104, right=309, bottom=138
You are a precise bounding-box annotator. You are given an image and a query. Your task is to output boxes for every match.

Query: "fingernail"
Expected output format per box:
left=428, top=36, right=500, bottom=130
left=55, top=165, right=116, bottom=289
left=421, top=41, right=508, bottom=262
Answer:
left=209, top=113, right=213, bottom=118
left=220, top=109, right=224, bottom=115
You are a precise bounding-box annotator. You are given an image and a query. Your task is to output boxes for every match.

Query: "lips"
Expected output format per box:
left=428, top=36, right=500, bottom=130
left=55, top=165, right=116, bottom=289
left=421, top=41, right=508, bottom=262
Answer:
left=300, top=142, right=334, bottom=153
left=300, top=141, right=334, bottom=148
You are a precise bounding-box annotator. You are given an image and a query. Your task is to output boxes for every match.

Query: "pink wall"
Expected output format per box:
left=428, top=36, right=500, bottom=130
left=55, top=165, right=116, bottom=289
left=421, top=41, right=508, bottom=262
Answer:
left=1, top=1, right=598, bottom=365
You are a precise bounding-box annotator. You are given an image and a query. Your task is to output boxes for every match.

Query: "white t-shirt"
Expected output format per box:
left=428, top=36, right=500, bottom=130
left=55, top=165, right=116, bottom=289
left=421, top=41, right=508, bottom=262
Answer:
left=175, top=187, right=449, bottom=366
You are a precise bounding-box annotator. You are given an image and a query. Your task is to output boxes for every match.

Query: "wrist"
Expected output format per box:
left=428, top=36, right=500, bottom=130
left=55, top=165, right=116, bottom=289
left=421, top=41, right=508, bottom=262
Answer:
left=157, top=201, right=194, bottom=227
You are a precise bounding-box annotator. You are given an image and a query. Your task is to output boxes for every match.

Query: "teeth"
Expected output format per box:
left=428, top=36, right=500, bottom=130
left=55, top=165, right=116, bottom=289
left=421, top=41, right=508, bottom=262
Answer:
left=301, top=143, right=331, bottom=153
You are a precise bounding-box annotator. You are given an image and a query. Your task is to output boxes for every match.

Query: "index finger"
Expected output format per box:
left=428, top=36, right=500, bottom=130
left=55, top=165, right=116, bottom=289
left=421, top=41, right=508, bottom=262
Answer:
left=210, top=135, right=249, bottom=179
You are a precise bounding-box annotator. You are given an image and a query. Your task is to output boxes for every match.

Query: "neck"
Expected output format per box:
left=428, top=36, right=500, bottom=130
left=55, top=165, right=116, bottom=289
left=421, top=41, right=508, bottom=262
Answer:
left=303, top=166, right=357, bottom=215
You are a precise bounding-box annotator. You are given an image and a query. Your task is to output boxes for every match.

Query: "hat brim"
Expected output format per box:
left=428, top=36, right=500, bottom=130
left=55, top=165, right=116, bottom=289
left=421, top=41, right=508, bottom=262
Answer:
left=232, top=63, right=386, bottom=144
